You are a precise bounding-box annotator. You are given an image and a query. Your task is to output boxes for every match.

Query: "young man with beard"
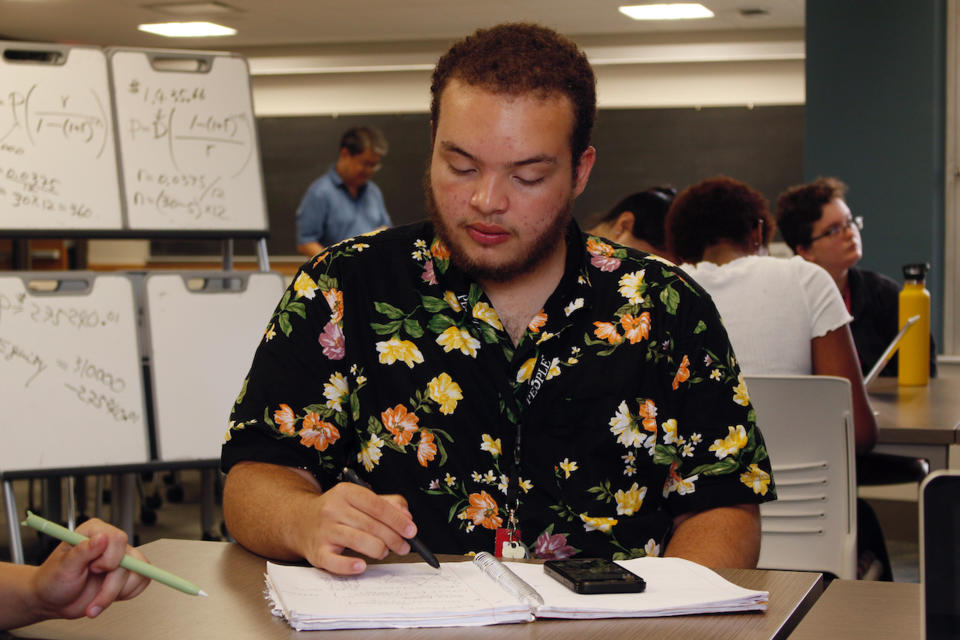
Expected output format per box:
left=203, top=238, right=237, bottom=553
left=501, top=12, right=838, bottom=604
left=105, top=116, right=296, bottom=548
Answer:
left=220, top=23, right=775, bottom=576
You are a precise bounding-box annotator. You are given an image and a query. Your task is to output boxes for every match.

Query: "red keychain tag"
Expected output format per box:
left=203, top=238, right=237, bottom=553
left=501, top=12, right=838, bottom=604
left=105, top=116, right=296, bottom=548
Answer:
left=495, top=527, right=524, bottom=558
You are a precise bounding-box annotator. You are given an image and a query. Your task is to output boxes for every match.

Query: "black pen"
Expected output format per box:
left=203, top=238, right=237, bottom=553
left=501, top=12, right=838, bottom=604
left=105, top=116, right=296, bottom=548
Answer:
left=340, top=467, right=441, bottom=569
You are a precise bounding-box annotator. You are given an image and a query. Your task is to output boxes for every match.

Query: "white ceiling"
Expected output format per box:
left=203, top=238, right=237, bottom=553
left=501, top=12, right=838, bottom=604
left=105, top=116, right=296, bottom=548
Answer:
left=0, top=0, right=805, bottom=50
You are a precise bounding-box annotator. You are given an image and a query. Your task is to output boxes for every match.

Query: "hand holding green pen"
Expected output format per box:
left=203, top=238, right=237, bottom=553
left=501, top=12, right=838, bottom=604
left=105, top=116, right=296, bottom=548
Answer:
left=21, top=512, right=207, bottom=597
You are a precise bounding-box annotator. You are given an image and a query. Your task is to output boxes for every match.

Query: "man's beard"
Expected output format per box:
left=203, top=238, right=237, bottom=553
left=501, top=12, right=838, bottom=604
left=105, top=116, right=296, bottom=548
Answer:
left=424, top=168, right=573, bottom=283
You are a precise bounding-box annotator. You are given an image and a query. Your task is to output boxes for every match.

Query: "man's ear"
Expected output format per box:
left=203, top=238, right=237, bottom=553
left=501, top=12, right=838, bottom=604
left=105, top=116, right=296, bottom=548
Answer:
left=614, top=211, right=636, bottom=239
left=795, top=243, right=813, bottom=261
left=572, top=146, right=596, bottom=198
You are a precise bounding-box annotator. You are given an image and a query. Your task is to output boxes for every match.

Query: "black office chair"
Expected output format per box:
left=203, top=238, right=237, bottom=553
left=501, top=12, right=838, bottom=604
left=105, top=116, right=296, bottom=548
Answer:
left=856, top=451, right=930, bottom=485
left=855, top=451, right=930, bottom=581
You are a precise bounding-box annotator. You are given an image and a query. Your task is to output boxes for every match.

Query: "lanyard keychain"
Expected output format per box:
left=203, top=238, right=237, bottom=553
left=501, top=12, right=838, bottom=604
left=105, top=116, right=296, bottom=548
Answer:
left=496, top=418, right=526, bottom=559
left=491, top=352, right=548, bottom=559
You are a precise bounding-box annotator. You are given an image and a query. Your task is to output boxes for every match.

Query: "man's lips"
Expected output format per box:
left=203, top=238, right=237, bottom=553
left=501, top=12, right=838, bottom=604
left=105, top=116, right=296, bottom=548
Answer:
left=466, top=223, right=510, bottom=246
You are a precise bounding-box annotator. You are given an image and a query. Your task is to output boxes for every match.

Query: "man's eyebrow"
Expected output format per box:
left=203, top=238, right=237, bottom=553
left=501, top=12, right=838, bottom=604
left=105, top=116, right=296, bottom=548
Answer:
left=438, top=141, right=477, bottom=162
left=438, top=141, right=558, bottom=168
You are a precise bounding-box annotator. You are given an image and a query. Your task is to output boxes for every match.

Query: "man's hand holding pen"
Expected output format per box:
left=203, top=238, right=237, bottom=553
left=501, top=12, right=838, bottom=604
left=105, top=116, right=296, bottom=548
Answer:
left=290, top=470, right=419, bottom=575
left=341, top=468, right=440, bottom=570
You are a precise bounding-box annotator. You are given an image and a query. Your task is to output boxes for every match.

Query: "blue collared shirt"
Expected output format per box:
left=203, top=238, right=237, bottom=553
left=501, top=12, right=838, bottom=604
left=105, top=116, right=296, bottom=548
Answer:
left=296, top=165, right=391, bottom=247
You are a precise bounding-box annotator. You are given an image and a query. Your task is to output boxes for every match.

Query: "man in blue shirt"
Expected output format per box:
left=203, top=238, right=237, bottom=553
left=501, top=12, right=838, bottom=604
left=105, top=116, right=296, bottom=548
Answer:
left=296, top=126, right=392, bottom=257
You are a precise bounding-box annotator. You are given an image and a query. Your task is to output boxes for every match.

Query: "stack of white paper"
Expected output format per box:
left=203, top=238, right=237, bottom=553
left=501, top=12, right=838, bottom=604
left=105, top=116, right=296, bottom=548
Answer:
left=265, top=556, right=768, bottom=631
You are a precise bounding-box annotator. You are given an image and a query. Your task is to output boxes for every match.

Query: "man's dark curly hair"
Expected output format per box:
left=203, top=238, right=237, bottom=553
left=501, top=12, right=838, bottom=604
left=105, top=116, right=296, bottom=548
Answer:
left=429, top=23, right=596, bottom=169
left=665, top=176, right=774, bottom=264
left=775, top=177, right=848, bottom=252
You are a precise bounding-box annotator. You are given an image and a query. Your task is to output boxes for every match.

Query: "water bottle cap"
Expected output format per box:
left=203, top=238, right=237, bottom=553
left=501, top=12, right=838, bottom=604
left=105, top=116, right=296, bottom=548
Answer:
left=902, top=262, right=930, bottom=281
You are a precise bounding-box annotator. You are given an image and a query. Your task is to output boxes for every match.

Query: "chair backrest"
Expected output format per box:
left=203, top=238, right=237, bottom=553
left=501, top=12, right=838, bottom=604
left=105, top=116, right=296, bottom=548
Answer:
left=920, top=470, right=960, bottom=639
left=746, top=374, right=857, bottom=579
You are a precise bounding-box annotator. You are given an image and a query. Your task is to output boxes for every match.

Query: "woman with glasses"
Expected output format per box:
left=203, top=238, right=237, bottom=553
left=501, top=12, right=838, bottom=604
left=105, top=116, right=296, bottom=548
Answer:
left=776, top=176, right=936, bottom=379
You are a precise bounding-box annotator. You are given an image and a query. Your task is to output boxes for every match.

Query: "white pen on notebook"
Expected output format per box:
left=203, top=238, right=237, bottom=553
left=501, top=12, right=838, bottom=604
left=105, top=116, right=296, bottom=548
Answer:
left=473, top=551, right=544, bottom=609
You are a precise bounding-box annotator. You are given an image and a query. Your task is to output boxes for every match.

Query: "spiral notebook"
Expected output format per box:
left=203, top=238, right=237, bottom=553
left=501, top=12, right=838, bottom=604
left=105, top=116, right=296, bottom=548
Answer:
left=264, top=552, right=768, bottom=630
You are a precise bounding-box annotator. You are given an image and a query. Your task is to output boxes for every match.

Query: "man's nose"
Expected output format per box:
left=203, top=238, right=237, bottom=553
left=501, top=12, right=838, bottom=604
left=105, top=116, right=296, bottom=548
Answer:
left=469, top=174, right=507, bottom=214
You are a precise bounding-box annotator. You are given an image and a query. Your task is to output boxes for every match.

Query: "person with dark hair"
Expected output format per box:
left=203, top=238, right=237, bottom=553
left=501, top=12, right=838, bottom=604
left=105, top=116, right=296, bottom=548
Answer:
left=588, top=186, right=677, bottom=262
left=666, top=175, right=875, bottom=450
left=221, top=24, right=774, bottom=577
left=776, top=176, right=936, bottom=378
left=667, top=175, right=889, bottom=579
left=295, top=125, right=392, bottom=257
left=1, top=518, right=151, bottom=630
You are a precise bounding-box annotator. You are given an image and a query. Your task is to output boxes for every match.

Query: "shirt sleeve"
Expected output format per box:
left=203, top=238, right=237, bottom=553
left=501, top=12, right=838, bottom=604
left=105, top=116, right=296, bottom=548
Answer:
left=659, top=278, right=776, bottom=517
left=797, top=258, right=853, bottom=339
left=220, top=257, right=356, bottom=489
left=295, top=182, right=330, bottom=246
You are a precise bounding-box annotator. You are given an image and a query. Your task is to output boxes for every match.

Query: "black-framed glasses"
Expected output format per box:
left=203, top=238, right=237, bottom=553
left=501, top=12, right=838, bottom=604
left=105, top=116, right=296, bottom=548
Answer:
left=809, top=215, right=864, bottom=243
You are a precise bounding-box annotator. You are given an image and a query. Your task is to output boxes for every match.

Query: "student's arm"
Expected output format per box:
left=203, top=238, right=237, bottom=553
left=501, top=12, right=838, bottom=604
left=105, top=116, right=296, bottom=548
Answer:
left=812, top=325, right=878, bottom=454
left=222, top=461, right=417, bottom=575
left=664, top=504, right=761, bottom=568
left=0, top=519, right=150, bottom=631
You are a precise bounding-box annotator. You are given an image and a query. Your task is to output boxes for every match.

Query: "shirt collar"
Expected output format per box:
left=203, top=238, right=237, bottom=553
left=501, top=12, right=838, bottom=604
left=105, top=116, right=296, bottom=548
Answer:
left=328, top=164, right=367, bottom=198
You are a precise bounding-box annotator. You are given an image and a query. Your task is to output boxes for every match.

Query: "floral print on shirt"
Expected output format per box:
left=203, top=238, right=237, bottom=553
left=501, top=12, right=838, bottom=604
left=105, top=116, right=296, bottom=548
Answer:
left=222, top=222, right=775, bottom=561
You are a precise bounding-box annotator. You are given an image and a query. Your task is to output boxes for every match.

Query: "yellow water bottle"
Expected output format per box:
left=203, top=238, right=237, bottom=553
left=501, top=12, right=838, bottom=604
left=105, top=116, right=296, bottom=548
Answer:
left=898, top=263, right=930, bottom=386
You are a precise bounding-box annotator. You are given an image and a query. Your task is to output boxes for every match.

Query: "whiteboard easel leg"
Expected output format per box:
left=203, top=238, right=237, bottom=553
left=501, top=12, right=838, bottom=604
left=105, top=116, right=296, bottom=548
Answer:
left=3, top=480, right=25, bottom=564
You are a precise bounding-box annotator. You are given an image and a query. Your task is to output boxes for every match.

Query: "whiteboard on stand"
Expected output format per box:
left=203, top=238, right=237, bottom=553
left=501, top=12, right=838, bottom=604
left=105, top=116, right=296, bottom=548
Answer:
left=0, top=43, right=124, bottom=232
left=0, top=273, right=150, bottom=472
left=108, top=48, right=268, bottom=233
left=143, top=271, right=285, bottom=461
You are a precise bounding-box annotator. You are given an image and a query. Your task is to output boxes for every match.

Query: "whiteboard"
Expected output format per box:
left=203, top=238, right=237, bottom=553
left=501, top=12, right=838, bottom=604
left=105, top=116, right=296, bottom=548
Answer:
left=0, top=273, right=149, bottom=472
left=143, top=271, right=285, bottom=460
left=108, top=48, right=268, bottom=233
left=0, top=42, right=124, bottom=231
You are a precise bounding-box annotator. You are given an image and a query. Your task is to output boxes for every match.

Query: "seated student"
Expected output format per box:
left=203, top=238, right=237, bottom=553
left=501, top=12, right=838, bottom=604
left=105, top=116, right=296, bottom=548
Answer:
left=666, top=176, right=891, bottom=580
left=588, top=186, right=678, bottom=262
left=775, top=177, right=936, bottom=378
left=220, top=23, right=775, bottom=577
left=0, top=518, right=151, bottom=630
left=665, top=176, right=877, bottom=454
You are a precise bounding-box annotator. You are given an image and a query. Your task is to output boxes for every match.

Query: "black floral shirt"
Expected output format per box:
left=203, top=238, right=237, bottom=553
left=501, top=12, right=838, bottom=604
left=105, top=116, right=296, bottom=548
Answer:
left=221, top=221, right=775, bottom=561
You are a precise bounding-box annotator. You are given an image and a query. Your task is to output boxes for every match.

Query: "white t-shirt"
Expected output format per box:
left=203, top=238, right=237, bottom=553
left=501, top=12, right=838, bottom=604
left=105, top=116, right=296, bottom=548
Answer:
left=680, top=255, right=852, bottom=375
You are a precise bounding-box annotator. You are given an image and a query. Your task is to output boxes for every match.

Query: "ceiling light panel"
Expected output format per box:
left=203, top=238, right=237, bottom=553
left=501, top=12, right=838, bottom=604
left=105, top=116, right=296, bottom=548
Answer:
left=619, top=3, right=715, bottom=20
left=138, top=21, right=237, bottom=37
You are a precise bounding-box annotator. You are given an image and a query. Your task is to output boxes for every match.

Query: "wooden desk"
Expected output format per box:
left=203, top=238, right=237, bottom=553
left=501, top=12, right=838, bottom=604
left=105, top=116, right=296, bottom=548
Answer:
left=869, top=377, right=960, bottom=468
left=787, top=580, right=920, bottom=640
left=11, top=540, right=823, bottom=640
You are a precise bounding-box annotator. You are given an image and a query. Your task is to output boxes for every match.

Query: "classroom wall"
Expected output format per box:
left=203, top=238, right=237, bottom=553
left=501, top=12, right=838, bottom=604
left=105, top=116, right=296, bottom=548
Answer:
left=91, top=29, right=806, bottom=265
left=243, top=30, right=805, bottom=115
left=805, top=0, right=947, bottom=351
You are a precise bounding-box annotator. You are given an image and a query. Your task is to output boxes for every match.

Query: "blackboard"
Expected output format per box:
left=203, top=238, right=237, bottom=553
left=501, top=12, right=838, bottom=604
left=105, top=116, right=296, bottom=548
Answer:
left=109, top=48, right=267, bottom=234
left=0, top=42, right=124, bottom=232
left=142, top=271, right=286, bottom=460
left=0, top=273, right=149, bottom=472
left=152, top=105, right=802, bottom=257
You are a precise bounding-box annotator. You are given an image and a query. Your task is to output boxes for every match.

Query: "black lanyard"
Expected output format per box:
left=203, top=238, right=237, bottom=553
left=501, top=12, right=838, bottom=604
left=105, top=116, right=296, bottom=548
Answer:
left=488, top=350, right=548, bottom=534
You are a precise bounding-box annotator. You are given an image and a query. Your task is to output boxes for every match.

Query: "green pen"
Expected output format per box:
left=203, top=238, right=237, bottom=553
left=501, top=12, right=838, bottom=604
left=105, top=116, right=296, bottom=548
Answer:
left=21, top=511, right=208, bottom=597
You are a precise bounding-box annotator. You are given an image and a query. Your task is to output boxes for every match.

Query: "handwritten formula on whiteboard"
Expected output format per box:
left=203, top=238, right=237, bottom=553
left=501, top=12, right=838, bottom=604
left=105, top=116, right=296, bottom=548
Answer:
left=0, top=274, right=149, bottom=472
left=109, top=50, right=267, bottom=232
left=0, top=44, right=124, bottom=230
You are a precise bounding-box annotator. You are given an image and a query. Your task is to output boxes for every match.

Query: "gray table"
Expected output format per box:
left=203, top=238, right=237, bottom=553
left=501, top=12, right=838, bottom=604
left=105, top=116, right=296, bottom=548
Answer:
left=869, top=377, right=960, bottom=469
left=788, top=579, right=920, bottom=640
left=11, top=539, right=824, bottom=640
